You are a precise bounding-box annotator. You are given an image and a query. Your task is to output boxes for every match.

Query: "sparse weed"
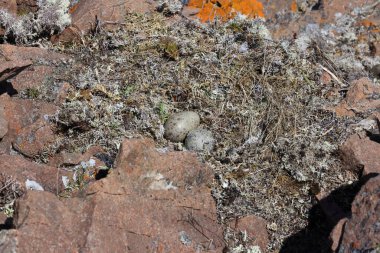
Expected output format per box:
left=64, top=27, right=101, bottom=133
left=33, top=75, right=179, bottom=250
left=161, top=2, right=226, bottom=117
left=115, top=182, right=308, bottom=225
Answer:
left=25, top=87, right=40, bottom=99
left=157, top=101, right=169, bottom=122
left=159, top=37, right=179, bottom=60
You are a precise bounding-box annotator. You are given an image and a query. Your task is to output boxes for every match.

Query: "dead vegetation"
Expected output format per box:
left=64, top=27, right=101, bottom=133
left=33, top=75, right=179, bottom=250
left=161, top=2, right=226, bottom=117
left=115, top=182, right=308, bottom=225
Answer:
left=0, top=174, right=24, bottom=217
left=33, top=12, right=371, bottom=251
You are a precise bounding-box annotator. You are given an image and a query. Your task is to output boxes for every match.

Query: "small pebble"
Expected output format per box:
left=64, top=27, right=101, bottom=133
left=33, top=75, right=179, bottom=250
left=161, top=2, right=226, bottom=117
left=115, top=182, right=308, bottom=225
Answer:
left=185, top=128, right=215, bottom=152
left=164, top=111, right=200, bottom=142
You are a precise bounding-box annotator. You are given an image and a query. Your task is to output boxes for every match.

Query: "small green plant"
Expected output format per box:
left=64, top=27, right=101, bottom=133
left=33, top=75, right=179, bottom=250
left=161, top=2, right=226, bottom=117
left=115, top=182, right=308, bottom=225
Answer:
left=227, top=22, right=244, bottom=32
left=157, top=101, right=168, bottom=122
left=3, top=202, right=15, bottom=217
left=26, top=88, right=40, bottom=99
left=158, top=37, right=179, bottom=60
left=122, top=84, right=136, bottom=98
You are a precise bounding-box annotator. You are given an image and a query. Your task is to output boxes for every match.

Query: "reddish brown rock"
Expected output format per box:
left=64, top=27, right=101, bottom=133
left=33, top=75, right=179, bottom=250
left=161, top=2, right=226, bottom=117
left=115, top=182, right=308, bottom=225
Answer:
left=87, top=138, right=225, bottom=252
left=0, top=0, right=17, bottom=15
left=48, top=145, right=106, bottom=168
left=0, top=45, right=66, bottom=91
left=54, top=0, right=154, bottom=43
left=0, top=154, right=67, bottom=193
left=338, top=175, right=380, bottom=253
left=0, top=138, right=230, bottom=253
left=0, top=103, right=8, bottom=139
left=230, top=215, right=269, bottom=252
left=0, top=44, right=66, bottom=64
left=340, top=133, right=380, bottom=175
left=9, top=65, right=53, bottom=92
left=12, top=191, right=89, bottom=253
left=335, top=78, right=380, bottom=117
left=0, top=60, right=32, bottom=83
left=0, top=95, right=57, bottom=155
left=330, top=218, right=348, bottom=252
left=0, top=96, right=57, bottom=136
left=12, top=118, right=56, bottom=158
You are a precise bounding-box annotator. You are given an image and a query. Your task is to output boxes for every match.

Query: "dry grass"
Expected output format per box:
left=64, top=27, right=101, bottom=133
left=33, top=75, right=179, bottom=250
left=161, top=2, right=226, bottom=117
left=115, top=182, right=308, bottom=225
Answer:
left=0, top=174, right=24, bottom=217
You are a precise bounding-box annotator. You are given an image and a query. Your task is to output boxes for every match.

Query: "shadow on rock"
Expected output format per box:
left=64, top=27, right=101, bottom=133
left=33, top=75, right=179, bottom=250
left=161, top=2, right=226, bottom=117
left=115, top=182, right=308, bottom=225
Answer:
left=0, top=81, right=17, bottom=96
left=279, top=173, right=378, bottom=253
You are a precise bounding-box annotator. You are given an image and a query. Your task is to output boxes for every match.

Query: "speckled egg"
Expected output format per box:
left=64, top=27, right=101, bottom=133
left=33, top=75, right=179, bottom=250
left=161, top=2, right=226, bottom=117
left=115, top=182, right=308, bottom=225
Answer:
left=185, top=128, right=215, bottom=152
left=164, top=111, right=200, bottom=142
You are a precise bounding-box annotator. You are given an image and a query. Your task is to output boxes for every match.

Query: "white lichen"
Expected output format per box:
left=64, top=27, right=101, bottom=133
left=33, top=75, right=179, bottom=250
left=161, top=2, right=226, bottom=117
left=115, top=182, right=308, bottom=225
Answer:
left=0, top=0, right=71, bottom=43
left=25, top=179, right=44, bottom=191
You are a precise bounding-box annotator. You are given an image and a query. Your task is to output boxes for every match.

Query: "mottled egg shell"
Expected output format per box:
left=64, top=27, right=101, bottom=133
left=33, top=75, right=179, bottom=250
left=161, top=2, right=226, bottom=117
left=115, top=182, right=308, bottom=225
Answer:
left=164, top=111, right=200, bottom=142
left=185, top=128, right=215, bottom=152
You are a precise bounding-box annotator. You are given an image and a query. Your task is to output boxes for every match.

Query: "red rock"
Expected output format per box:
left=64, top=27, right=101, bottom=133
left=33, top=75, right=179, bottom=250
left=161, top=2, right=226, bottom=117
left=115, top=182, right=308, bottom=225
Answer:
left=340, top=133, right=380, bottom=175
left=50, top=26, right=82, bottom=44
left=0, top=0, right=17, bottom=15
left=0, top=95, right=57, bottom=154
left=335, top=78, right=380, bottom=117
left=53, top=0, right=155, bottom=43
left=12, top=118, right=56, bottom=158
left=0, top=103, right=8, bottom=139
left=338, top=175, right=380, bottom=252
left=12, top=191, right=88, bottom=253
left=0, top=59, right=32, bottom=83
left=330, top=218, right=348, bottom=252
left=1, top=138, right=229, bottom=253
left=9, top=65, right=53, bottom=92
left=0, top=154, right=67, bottom=193
left=0, top=44, right=66, bottom=64
left=0, top=96, right=57, bottom=135
left=0, top=45, right=66, bottom=90
left=48, top=145, right=106, bottom=168
left=230, top=215, right=269, bottom=252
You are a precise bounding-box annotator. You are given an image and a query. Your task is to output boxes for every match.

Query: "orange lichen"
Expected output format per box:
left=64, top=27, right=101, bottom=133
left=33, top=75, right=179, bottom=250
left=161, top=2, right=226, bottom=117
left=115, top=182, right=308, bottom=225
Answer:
left=291, top=0, right=297, bottom=12
left=69, top=3, right=79, bottom=14
left=358, top=19, right=376, bottom=28
left=187, top=0, right=264, bottom=23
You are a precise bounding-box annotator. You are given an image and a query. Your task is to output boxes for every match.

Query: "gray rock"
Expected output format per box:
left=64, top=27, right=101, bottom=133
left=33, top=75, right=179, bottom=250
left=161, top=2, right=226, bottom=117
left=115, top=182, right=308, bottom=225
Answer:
left=164, top=111, right=200, bottom=142
left=185, top=128, right=215, bottom=152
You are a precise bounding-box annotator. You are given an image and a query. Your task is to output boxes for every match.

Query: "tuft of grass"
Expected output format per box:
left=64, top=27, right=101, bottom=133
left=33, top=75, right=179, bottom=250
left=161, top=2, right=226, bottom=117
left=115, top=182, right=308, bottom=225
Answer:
left=25, top=87, right=40, bottom=99
left=157, top=101, right=169, bottom=122
left=0, top=173, right=24, bottom=217
left=158, top=37, right=179, bottom=60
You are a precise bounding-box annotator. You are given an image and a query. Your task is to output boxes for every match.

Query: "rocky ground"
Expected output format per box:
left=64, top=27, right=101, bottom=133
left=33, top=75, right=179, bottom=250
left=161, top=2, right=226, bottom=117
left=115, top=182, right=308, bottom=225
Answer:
left=0, top=0, right=379, bottom=252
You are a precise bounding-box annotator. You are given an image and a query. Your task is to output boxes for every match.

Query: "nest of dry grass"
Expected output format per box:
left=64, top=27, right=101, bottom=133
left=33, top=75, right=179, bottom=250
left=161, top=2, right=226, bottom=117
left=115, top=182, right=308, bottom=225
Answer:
left=37, top=13, right=364, bottom=251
